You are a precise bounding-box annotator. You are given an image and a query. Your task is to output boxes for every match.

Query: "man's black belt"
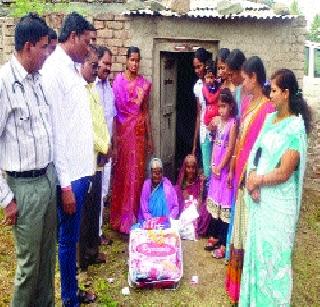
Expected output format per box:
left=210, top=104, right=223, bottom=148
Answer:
left=7, top=166, right=48, bottom=178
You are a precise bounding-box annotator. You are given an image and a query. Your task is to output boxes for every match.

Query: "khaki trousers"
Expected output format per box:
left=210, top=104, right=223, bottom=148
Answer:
left=7, top=164, right=57, bottom=307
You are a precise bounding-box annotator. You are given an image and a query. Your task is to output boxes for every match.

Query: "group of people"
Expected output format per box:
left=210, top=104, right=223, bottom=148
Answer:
left=0, top=10, right=310, bottom=307
left=0, top=12, right=118, bottom=306
left=190, top=47, right=309, bottom=306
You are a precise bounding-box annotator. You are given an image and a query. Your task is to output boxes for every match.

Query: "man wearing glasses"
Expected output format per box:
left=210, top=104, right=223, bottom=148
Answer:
left=0, top=14, right=56, bottom=307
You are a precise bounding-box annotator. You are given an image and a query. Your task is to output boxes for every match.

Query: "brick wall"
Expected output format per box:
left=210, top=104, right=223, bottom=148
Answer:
left=0, top=13, right=132, bottom=81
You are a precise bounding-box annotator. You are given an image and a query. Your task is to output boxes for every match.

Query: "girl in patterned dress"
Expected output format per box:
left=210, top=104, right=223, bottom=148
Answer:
left=207, top=88, right=237, bottom=259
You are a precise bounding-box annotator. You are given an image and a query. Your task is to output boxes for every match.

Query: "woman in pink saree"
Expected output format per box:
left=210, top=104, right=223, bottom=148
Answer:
left=110, top=47, right=152, bottom=234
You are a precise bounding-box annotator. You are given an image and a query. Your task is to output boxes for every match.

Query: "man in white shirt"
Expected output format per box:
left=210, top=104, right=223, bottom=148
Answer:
left=42, top=12, right=95, bottom=306
left=96, top=46, right=116, bottom=244
left=0, top=14, right=56, bottom=307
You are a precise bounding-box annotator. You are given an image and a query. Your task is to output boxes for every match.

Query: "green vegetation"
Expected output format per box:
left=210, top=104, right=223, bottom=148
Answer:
left=10, top=0, right=86, bottom=17
left=289, top=0, right=301, bottom=15
left=308, top=14, right=320, bottom=43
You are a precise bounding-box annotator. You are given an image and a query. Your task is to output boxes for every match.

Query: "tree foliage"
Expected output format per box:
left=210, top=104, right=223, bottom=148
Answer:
left=289, top=0, right=301, bottom=15
left=10, top=0, right=77, bottom=17
left=308, top=14, right=320, bottom=43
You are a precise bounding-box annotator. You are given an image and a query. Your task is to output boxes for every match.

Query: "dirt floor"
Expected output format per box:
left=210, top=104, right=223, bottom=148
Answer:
left=0, top=189, right=319, bottom=306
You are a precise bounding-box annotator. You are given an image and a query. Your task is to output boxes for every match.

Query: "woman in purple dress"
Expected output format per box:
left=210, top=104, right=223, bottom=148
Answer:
left=207, top=88, right=237, bottom=258
left=176, top=154, right=211, bottom=237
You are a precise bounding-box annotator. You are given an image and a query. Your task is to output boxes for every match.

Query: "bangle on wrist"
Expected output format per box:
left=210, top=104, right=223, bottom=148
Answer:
left=260, top=175, right=264, bottom=186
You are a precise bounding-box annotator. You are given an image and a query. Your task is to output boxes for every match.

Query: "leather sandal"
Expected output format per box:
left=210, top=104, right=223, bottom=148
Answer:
left=212, top=248, right=225, bottom=259
left=204, top=237, right=219, bottom=251
left=78, top=289, right=97, bottom=304
left=100, top=235, right=113, bottom=246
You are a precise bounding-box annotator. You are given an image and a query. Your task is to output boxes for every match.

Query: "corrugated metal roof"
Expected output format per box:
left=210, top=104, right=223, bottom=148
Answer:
left=189, top=0, right=270, bottom=11
left=123, top=0, right=296, bottom=20
left=122, top=9, right=296, bottom=20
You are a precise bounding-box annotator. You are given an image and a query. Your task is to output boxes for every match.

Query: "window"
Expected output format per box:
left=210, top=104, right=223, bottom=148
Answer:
left=314, top=48, right=320, bottom=78
left=304, top=46, right=309, bottom=76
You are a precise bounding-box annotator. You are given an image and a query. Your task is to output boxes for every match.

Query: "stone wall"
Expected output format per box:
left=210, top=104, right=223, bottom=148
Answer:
left=303, top=80, right=320, bottom=189
left=128, top=15, right=306, bottom=84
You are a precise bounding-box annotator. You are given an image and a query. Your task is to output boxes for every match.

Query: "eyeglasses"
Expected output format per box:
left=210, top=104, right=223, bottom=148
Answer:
left=89, top=62, right=98, bottom=71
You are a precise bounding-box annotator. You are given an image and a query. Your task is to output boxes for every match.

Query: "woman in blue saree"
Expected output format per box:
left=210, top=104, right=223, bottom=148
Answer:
left=138, top=158, right=179, bottom=222
left=239, top=69, right=310, bottom=306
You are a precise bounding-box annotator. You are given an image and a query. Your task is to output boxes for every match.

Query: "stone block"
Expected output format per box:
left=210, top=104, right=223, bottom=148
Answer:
left=3, top=36, right=14, bottom=47
left=114, top=15, right=132, bottom=21
left=112, top=62, right=124, bottom=72
left=93, top=20, right=105, bottom=30
left=114, top=30, right=129, bottom=39
left=124, top=22, right=130, bottom=30
left=116, top=55, right=126, bottom=63
left=3, top=45, right=13, bottom=54
left=105, top=38, right=124, bottom=47
left=97, top=29, right=113, bottom=39
left=4, top=18, right=16, bottom=26
left=95, top=13, right=115, bottom=21
left=106, top=21, right=123, bottom=30
left=118, top=47, right=128, bottom=56
left=110, top=46, right=118, bottom=55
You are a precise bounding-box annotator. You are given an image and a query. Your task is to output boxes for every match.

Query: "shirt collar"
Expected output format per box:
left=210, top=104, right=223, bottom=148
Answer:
left=54, top=46, right=87, bottom=86
left=95, top=77, right=109, bottom=86
left=54, top=45, right=76, bottom=71
left=10, top=55, right=41, bottom=82
left=86, top=82, right=94, bottom=90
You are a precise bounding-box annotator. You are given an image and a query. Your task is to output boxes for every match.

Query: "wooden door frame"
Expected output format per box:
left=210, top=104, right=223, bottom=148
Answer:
left=152, top=38, right=219, bottom=159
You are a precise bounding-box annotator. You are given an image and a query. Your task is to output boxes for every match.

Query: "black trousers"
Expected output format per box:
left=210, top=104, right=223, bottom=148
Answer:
left=79, top=171, right=102, bottom=269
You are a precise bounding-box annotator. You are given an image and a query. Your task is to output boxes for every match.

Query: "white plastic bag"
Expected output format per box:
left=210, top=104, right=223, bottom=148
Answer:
left=179, top=196, right=199, bottom=241
left=180, top=223, right=196, bottom=241
left=179, top=196, right=199, bottom=225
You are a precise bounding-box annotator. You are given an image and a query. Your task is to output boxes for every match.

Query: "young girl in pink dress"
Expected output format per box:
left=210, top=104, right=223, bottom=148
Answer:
left=206, top=88, right=237, bottom=259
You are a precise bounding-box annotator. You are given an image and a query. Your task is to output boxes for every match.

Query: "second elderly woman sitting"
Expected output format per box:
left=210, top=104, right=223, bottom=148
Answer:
left=138, top=158, right=179, bottom=223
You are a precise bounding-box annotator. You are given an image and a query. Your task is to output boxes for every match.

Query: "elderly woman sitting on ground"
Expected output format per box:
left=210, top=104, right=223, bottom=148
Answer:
left=138, top=158, right=179, bottom=222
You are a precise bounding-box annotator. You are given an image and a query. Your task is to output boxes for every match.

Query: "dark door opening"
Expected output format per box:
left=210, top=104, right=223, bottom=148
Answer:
left=175, top=52, right=198, bottom=177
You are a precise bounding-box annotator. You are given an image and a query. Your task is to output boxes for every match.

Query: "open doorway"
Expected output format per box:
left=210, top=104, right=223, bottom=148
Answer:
left=160, top=51, right=197, bottom=181
left=158, top=43, right=216, bottom=182
left=175, top=52, right=197, bottom=176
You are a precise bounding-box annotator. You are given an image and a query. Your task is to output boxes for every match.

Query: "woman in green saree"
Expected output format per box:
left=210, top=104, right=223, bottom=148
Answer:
left=239, top=69, right=311, bottom=306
